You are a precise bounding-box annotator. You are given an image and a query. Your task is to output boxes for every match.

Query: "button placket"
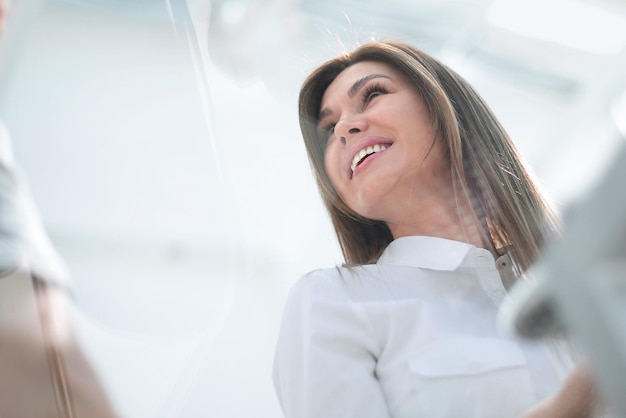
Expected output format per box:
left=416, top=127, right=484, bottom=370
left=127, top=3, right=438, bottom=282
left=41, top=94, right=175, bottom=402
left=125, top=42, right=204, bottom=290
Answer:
left=495, top=252, right=518, bottom=290
left=469, top=250, right=508, bottom=306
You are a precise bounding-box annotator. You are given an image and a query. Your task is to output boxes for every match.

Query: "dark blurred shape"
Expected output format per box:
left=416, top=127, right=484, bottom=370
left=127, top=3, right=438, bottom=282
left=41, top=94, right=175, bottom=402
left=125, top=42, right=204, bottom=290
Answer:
left=0, top=268, right=119, bottom=417
left=499, top=94, right=626, bottom=416
left=1, top=1, right=118, bottom=410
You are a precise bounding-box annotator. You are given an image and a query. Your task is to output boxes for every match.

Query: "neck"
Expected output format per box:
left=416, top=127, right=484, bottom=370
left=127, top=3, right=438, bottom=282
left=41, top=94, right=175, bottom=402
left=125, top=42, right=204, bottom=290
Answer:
left=385, top=180, right=485, bottom=248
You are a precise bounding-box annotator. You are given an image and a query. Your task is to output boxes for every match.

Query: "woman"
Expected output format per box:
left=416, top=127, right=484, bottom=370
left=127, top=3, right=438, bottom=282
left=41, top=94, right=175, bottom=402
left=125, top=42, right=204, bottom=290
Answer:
left=273, top=42, right=597, bottom=417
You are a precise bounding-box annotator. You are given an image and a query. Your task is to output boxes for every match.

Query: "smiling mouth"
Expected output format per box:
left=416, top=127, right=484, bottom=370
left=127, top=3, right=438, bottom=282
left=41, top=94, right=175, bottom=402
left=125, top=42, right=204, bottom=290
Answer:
left=351, top=144, right=388, bottom=174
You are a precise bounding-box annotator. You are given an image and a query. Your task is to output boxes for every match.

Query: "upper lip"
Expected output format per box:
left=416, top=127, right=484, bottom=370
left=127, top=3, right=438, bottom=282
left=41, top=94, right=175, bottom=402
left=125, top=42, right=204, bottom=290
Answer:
left=344, top=136, right=394, bottom=178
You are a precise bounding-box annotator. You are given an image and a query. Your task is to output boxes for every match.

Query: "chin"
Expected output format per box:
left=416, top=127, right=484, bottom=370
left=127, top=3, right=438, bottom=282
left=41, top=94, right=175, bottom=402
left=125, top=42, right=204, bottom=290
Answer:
left=341, top=171, right=399, bottom=220
left=349, top=192, right=390, bottom=221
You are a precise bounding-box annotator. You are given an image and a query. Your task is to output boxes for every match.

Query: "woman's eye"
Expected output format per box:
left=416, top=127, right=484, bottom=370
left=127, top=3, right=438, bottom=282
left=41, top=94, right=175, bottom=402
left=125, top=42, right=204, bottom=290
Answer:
left=366, top=90, right=382, bottom=101
left=362, top=82, right=388, bottom=104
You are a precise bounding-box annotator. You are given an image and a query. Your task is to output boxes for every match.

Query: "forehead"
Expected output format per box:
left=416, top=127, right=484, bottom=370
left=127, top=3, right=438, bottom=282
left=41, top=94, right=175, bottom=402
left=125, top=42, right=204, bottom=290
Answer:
left=320, top=61, right=402, bottom=107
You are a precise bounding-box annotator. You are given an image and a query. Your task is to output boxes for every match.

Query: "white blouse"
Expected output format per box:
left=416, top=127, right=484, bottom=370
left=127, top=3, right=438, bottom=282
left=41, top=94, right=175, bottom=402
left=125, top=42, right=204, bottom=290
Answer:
left=273, top=236, right=573, bottom=418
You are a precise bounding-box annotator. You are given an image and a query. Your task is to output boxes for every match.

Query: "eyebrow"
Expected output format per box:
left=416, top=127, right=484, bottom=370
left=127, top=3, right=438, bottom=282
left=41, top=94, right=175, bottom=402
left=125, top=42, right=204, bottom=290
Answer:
left=318, top=73, right=392, bottom=122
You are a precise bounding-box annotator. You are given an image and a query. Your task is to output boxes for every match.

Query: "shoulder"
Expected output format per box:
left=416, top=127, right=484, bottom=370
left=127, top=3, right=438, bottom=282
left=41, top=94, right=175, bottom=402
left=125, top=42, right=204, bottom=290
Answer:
left=300, top=265, right=369, bottom=284
left=276, top=266, right=383, bottom=349
left=282, top=265, right=393, bottom=314
left=292, top=265, right=383, bottom=295
left=285, top=267, right=351, bottom=305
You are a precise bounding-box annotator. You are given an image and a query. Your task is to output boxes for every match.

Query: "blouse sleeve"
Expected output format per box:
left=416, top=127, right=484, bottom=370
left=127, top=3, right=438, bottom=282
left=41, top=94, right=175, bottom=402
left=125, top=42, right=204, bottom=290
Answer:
left=272, top=270, right=390, bottom=418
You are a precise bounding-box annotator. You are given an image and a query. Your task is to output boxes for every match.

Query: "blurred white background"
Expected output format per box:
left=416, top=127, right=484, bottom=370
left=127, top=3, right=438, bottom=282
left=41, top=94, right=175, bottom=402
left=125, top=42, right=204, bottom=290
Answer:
left=1, top=0, right=625, bottom=416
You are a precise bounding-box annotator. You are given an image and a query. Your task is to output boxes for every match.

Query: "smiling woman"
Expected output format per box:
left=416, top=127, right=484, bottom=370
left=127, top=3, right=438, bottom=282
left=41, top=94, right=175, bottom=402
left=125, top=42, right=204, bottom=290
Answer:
left=272, top=41, right=599, bottom=418
left=319, top=61, right=455, bottom=244
left=297, top=42, right=557, bottom=269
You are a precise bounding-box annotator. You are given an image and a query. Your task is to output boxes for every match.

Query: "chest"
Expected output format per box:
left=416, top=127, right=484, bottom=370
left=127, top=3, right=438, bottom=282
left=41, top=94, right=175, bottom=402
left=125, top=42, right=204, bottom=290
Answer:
left=359, top=282, right=557, bottom=417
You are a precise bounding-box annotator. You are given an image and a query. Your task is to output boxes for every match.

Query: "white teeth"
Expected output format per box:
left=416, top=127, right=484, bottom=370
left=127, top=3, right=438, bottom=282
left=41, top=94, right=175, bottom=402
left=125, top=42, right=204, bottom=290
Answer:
left=350, top=144, right=389, bottom=174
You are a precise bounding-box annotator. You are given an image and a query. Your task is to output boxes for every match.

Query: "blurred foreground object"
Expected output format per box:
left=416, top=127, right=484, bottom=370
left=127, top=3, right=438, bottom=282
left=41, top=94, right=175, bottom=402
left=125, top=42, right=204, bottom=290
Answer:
left=499, top=89, right=626, bottom=417
left=0, top=123, right=117, bottom=416
left=0, top=266, right=64, bottom=416
left=0, top=267, right=118, bottom=417
left=0, top=121, right=70, bottom=285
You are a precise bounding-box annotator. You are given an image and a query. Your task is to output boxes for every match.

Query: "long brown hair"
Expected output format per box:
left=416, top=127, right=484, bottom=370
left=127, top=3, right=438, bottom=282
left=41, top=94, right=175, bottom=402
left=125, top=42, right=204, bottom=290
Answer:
left=299, top=41, right=558, bottom=271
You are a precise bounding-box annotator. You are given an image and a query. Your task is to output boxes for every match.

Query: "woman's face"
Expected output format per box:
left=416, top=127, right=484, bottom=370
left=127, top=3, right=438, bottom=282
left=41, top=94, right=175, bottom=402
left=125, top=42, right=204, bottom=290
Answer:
left=318, top=60, right=449, bottom=224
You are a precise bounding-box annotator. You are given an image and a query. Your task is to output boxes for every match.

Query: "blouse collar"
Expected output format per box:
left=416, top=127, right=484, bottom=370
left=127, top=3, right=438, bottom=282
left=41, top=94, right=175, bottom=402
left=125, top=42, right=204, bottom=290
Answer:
left=377, top=235, right=495, bottom=271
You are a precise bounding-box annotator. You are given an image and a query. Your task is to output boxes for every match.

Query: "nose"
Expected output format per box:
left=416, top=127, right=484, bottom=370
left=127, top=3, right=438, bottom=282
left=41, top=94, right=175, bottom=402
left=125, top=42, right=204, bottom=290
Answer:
left=334, top=115, right=368, bottom=145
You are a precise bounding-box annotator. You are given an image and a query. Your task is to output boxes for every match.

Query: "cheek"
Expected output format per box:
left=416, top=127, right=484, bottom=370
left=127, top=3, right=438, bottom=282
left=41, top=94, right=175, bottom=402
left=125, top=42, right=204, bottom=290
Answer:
left=323, top=145, right=343, bottom=191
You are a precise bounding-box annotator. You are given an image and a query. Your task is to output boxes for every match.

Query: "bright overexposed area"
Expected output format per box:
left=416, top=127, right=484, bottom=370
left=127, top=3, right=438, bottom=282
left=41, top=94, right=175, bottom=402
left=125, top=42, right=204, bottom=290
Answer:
left=1, top=0, right=625, bottom=416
